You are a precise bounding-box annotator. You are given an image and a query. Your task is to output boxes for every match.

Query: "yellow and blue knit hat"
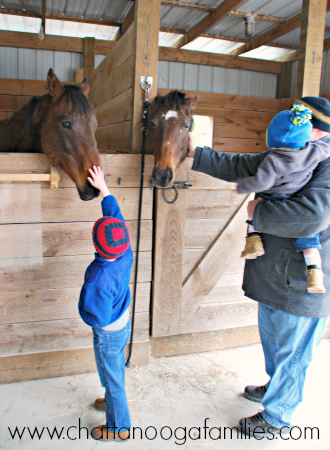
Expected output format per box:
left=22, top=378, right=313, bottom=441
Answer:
left=266, top=104, right=312, bottom=149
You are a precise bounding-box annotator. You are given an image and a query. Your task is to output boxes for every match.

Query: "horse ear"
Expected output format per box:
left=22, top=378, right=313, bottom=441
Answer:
left=80, top=78, right=90, bottom=97
left=187, top=95, right=199, bottom=108
left=47, top=68, right=64, bottom=100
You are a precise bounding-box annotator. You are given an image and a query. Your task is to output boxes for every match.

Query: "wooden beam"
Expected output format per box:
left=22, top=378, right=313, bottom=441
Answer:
left=276, top=51, right=299, bottom=62
left=296, top=0, right=328, bottom=97
left=276, top=61, right=292, bottom=98
left=84, top=37, right=95, bottom=79
left=230, top=0, right=330, bottom=57
left=229, top=10, right=286, bottom=24
left=158, top=46, right=282, bottom=74
left=0, top=8, right=119, bottom=28
left=172, top=0, right=247, bottom=48
left=114, top=4, right=135, bottom=41
left=41, top=0, right=46, bottom=36
left=161, top=0, right=213, bottom=12
left=228, top=13, right=302, bottom=56
left=130, top=0, right=161, bottom=154
left=0, top=30, right=114, bottom=54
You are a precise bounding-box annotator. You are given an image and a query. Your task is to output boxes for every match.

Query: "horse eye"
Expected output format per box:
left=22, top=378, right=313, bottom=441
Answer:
left=62, top=121, right=71, bottom=129
left=150, top=121, right=157, bottom=127
left=182, top=124, right=189, bottom=130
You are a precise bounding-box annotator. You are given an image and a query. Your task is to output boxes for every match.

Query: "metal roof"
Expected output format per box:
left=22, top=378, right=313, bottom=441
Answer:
left=0, top=0, right=327, bottom=61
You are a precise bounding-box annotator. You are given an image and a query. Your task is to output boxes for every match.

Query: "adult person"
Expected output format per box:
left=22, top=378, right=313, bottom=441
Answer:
left=187, top=96, right=330, bottom=437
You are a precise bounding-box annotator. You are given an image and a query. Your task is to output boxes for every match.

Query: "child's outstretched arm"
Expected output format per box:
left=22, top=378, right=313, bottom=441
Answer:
left=88, top=166, right=110, bottom=199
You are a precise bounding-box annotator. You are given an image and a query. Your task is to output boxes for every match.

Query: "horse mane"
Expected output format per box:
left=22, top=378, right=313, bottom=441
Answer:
left=24, top=84, right=93, bottom=134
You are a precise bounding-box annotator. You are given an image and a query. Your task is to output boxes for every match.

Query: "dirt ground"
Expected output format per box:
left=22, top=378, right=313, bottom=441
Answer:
left=1, top=340, right=329, bottom=449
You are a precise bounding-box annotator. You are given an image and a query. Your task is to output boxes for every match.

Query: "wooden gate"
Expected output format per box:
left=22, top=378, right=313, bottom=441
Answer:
left=152, top=158, right=257, bottom=346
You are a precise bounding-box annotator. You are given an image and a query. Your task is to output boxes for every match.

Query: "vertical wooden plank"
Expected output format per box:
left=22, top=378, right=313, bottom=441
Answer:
left=152, top=164, right=188, bottom=337
left=276, top=61, right=291, bottom=99
left=130, top=0, right=161, bottom=154
left=84, top=37, right=95, bottom=79
left=296, top=0, right=328, bottom=97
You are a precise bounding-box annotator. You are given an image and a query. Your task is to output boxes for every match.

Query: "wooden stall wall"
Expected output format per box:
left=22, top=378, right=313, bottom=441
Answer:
left=0, top=79, right=153, bottom=384
left=151, top=90, right=291, bottom=357
left=88, top=25, right=134, bottom=153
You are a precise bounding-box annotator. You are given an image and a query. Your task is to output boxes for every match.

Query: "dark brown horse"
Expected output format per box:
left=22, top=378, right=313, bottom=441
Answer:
left=0, top=68, right=101, bottom=201
left=150, top=90, right=199, bottom=188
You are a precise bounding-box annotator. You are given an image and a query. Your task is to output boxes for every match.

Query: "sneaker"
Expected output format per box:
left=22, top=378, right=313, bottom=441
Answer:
left=93, top=398, right=106, bottom=412
left=244, top=384, right=267, bottom=403
left=239, top=412, right=282, bottom=437
left=91, top=424, right=129, bottom=442
left=241, top=235, right=265, bottom=259
left=307, top=266, right=326, bottom=293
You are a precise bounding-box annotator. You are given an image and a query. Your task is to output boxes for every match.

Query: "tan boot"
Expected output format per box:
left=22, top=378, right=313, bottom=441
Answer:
left=91, top=424, right=129, bottom=442
left=93, top=397, right=106, bottom=412
left=307, top=267, right=326, bottom=293
left=241, top=235, right=265, bottom=259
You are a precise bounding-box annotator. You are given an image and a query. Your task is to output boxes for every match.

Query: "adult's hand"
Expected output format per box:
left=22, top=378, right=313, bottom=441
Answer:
left=247, top=197, right=263, bottom=220
left=187, top=132, right=197, bottom=158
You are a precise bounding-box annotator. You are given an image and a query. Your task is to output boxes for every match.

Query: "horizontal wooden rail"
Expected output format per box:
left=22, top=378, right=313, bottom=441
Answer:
left=0, top=164, right=60, bottom=188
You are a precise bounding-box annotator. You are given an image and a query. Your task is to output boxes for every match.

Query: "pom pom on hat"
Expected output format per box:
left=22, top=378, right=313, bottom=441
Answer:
left=93, top=217, right=130, bottom=259
left=266, top=104, right=312, bottom=149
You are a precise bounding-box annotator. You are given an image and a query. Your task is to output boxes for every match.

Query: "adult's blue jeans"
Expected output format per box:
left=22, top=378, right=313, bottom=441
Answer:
left=258, top=303, right=328, bottom=428
left=93, top=319, right=132, bottom=431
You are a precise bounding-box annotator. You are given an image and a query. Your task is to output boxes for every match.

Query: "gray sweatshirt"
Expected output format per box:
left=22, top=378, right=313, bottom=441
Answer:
left=192, top=144, right=330, bottom=317
left=236, top=140, right=330, bottom=195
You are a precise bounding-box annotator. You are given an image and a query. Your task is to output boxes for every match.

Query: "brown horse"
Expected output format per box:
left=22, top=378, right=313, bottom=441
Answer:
left=150, top=90, right=199, bottom=188
left=0, top=68, right=101, bottom=201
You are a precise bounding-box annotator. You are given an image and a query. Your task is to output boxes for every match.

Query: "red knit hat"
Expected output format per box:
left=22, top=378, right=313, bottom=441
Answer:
left=93, top=217, right=130, bottom=259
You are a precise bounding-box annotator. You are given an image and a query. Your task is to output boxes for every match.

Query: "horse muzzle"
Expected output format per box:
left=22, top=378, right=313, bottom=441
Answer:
left=152, top=166, right=174, bottom=188
left=78, top=180, right=100, bottom=201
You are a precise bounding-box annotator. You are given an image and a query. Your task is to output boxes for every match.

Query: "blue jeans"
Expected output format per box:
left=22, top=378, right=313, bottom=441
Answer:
left=258, top=303, right=328, bottom=427
left=93, top=319, right=132, bottom=431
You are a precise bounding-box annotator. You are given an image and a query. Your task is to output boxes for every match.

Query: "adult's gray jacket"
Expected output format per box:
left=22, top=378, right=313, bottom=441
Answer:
left=192, top=145, right=330, bottom=318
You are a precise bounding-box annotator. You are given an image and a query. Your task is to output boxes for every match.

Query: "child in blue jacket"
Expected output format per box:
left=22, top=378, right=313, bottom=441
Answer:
left=78, top=166, right=133, bottom=442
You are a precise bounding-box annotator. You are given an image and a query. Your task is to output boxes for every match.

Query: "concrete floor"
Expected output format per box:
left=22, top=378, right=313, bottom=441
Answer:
left=1, top=340, right=330, bottom=449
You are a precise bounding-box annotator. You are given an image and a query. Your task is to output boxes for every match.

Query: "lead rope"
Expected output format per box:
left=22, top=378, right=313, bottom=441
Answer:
left=126, top=78, right=152, bottom=367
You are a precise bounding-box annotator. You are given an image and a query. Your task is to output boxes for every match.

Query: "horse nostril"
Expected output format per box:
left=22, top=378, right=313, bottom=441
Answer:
left=166, top=167, right=173, bottom=183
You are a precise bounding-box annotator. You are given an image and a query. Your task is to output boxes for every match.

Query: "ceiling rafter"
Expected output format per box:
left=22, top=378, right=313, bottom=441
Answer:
left=228, top=0, right=330, bottom=57
left=171, top=0, right=247, bottom=48
left=228, top=10, right=285, bottom=24
left=0, top=8, right=119, bottom=28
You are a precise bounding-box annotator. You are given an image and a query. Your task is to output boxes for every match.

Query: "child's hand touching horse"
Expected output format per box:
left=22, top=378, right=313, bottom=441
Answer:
left=87, top=166, right=110, bottom=199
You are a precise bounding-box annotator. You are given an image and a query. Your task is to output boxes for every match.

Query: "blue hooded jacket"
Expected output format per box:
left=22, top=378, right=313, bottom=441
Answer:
left=78, top=195, right=133, bottom=328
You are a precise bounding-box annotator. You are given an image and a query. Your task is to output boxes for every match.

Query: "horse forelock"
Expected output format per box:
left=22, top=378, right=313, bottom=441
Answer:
left=161, top=90, right=192, bottom=116
left=59, top=85, right=94, bottom=117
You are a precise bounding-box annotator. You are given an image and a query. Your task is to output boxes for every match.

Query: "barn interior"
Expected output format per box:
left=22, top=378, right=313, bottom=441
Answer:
left=0, top=0, right=330, bottom=447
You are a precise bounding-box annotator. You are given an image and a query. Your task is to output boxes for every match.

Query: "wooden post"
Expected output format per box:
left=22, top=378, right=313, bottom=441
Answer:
left=296, top=0, right=328, bottom=97
left=130, top=0, right=161, bottom=154
left=276, top=61, right=292, bottom=99
left=84, top=37, right=95, bottom=80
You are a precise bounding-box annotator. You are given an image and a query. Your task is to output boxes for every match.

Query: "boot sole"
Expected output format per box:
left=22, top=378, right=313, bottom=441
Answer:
left=91, top=429, right=128, bottom=442
left=241, top=249, right=265, bottom=259
left=244, top=392, right=263, bottom=403
left=93, top=402, right=106, bottom=412
left=307, top=286, right=326, bottom=293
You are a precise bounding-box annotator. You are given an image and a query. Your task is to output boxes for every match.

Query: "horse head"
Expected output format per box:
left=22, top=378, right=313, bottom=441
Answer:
left=40, top=69, right=101, bottom=201
left=150, top=90, right=199, bottom=188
